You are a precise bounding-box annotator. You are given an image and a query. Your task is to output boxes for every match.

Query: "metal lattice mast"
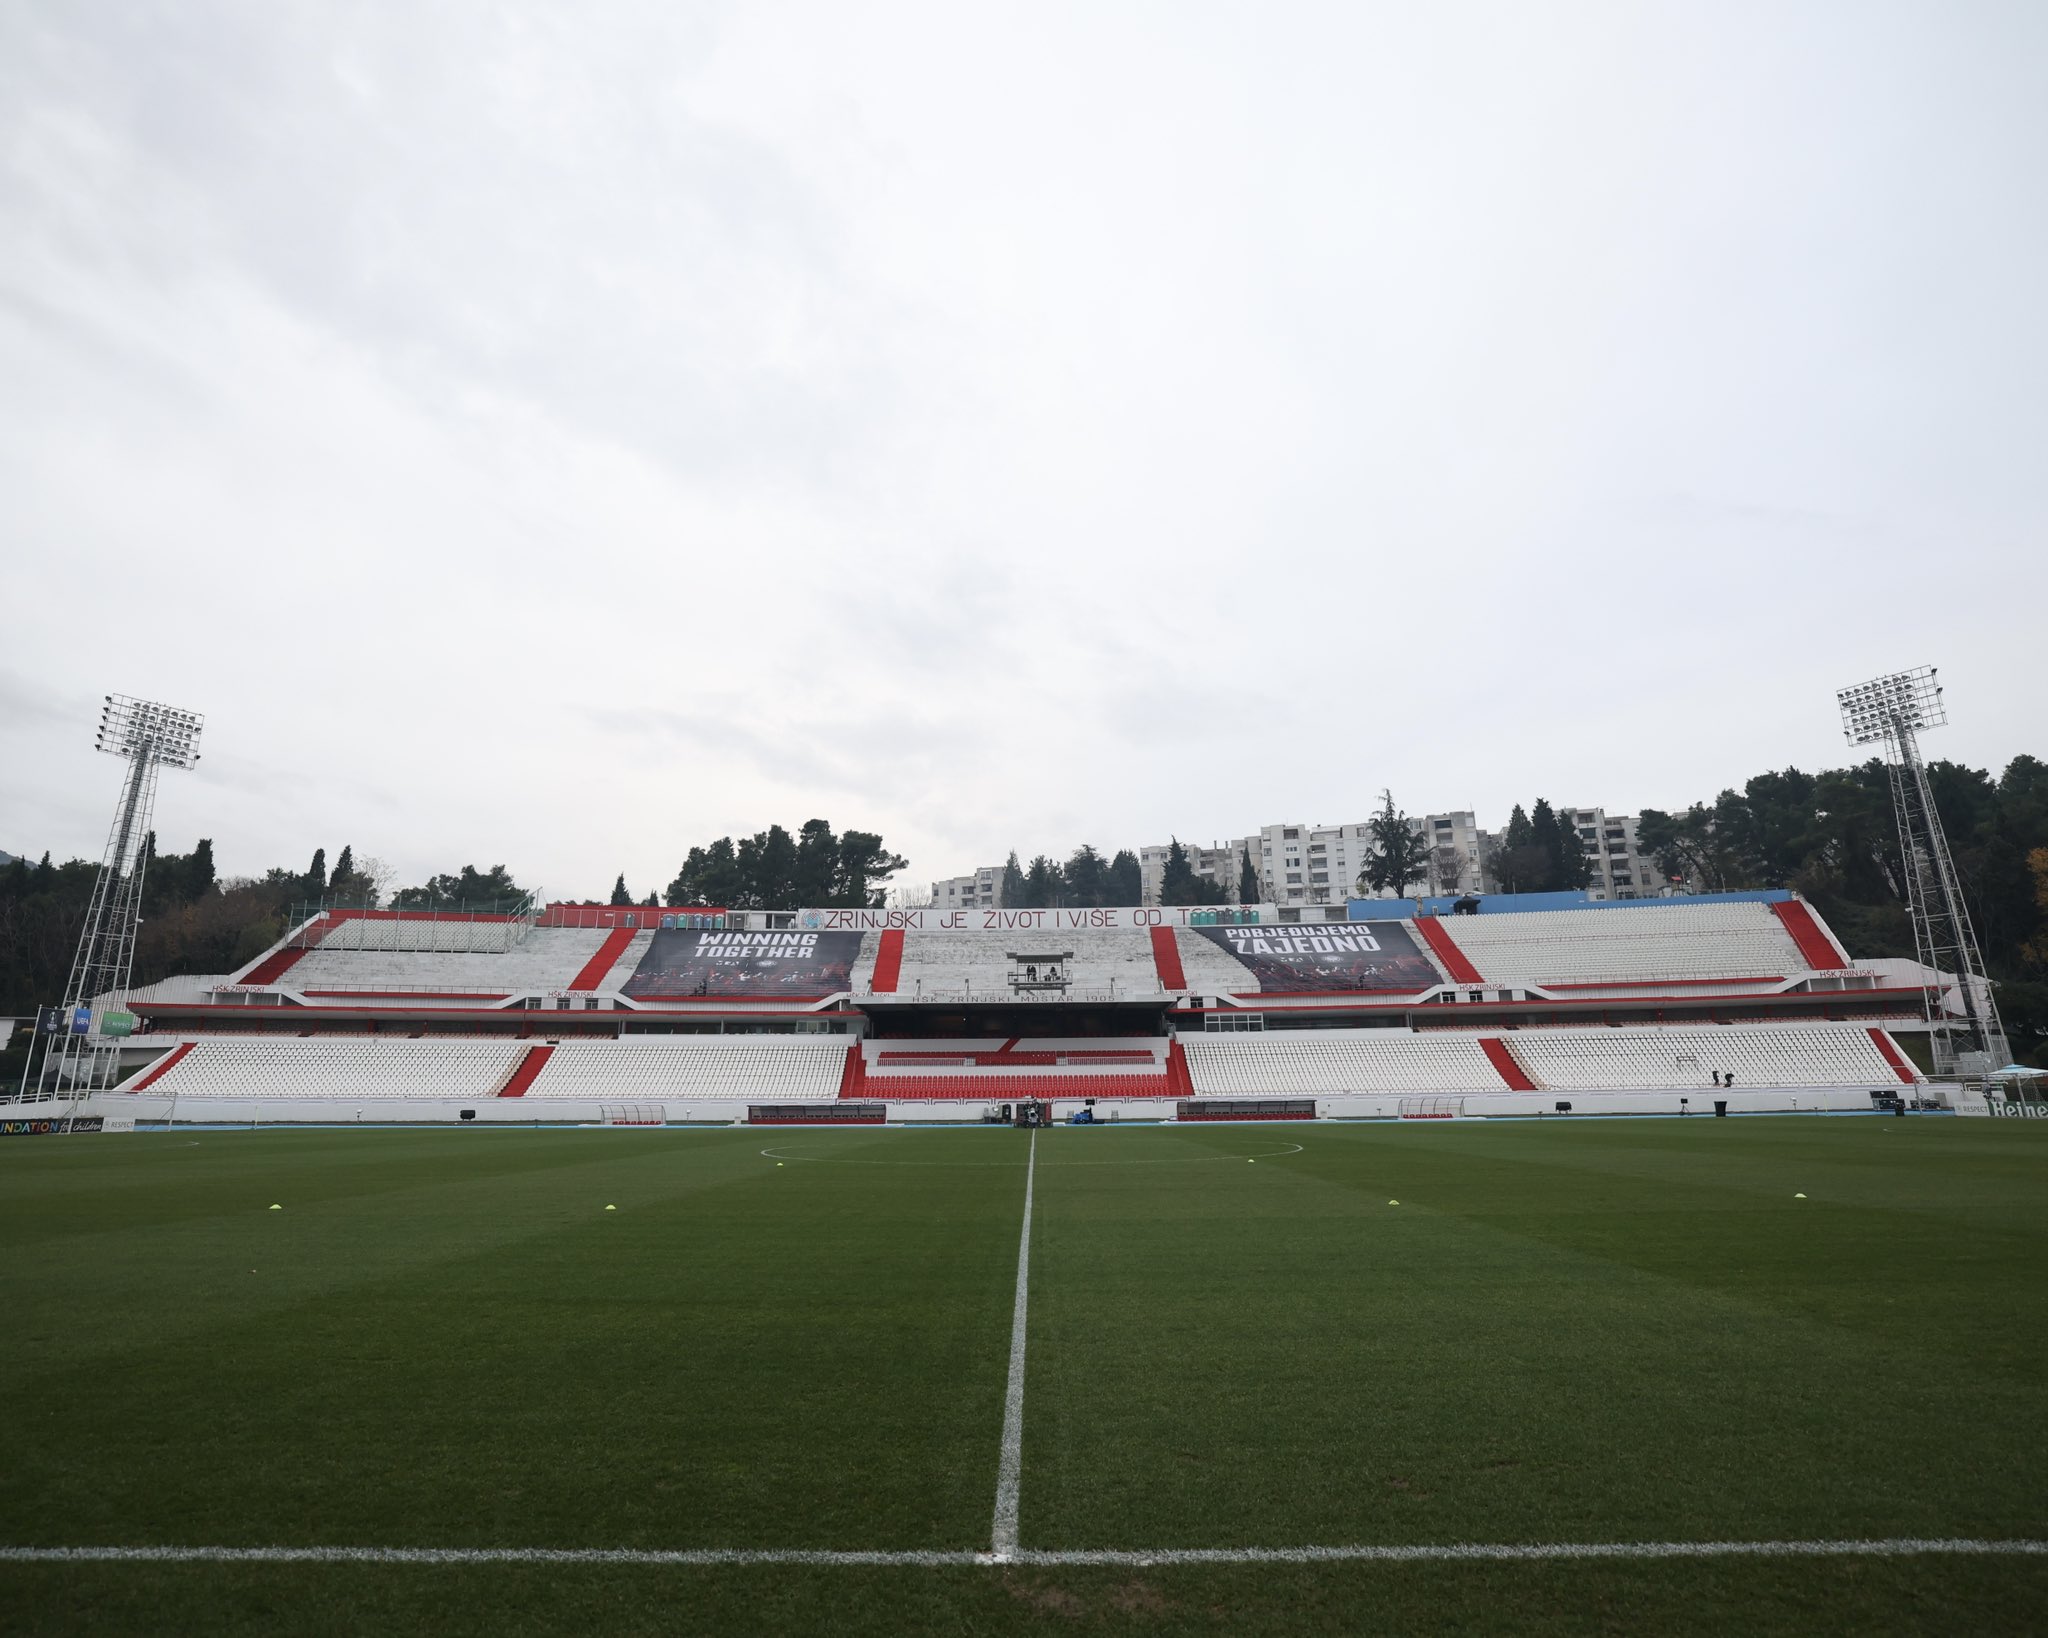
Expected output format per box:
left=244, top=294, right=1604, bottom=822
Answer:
left=1837, top=667, right=2007, bottom=1077
left=38, top=696, right=204, bottom=1102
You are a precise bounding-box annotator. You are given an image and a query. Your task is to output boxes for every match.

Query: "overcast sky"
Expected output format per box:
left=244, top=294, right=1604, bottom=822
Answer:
left=3, top=1, right=2043, bottom=900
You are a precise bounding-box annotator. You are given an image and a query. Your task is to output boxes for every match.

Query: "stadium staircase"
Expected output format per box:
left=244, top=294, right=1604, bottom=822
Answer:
left=235, top=912, right=337, bottom=986
left=1867, top=1027, right=1919, bottom=1084
left=1479, top=1037, right=1538, bottom=1090
left=1770, top=900, right=1849, bottom=970
left=127, top=1041, right=196, bottom=1091
left=1413, top=915, right=1485, bottom=984
left=869, top=929, right=905, bottom=993
left=496, top=1044, right=556, bottom=1097
left=1149, top=926, right=1187, bottom=991
left=566, top=928, right=637, bottom=991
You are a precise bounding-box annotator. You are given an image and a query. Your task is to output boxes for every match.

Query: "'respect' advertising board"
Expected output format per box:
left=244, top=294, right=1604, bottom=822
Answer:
left=1192, top=920, right=1440, bottom=992
left=621, top=928, right=865, bottom=999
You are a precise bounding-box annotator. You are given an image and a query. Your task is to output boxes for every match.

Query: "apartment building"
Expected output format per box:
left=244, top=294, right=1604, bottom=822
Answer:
left=931, top=864, right=1003, bottom=911
left=939, top=806, right=1670, bottom=909
left=1557, top=807, right=1668, bottom=899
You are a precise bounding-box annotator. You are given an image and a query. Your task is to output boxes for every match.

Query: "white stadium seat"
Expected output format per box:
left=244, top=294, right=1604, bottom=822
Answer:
left=1438, top=903, right=1810, bottom=986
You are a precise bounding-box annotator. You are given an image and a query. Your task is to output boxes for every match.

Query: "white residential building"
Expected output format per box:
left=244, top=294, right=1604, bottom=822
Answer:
left=1557, top=807, right=1669, bottom=900
left=932, top=864, right=1004, bottom=911
left=943, top=806, right=1672, bottom=910
left=1143, top=812, right=1497, bottom=906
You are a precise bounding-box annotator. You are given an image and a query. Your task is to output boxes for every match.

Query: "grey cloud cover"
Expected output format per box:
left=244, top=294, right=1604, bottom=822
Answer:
left=2, top=0, right=2044, bottom=897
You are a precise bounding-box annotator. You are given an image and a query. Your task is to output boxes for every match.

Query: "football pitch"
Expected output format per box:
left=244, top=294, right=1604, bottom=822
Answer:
left=3, top=1117, right=2045, bottom=1634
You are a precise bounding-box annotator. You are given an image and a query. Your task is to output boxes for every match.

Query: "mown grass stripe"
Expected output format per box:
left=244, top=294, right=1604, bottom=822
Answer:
left=1, top=1538, right=2041, bottom=1567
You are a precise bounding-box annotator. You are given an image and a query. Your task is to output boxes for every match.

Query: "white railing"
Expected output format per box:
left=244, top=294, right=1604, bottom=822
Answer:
left=1513, top=969, right=1887, bottom=991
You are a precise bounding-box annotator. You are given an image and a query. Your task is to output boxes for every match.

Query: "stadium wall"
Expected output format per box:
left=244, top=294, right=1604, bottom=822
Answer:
left=62, top=1085, right=1935, bottom=1127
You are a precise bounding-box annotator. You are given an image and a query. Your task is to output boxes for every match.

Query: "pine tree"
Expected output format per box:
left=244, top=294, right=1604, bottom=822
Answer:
left=1107, top=850, right=1143, bottom=906
left=610, top=874, right=632, bottom=905
left=188, top=839, right=216, bottom=899
left=305, top=848, right=327, bottom=895
left=1552, top=814, right=1593, bottom=891
left=1063, top=845, right=1108, bottom=906
left=1528, top=801, right=1559, bottom=888
left=1239, top=847, right=1261, bottom=904
left=1159, top=839, right=1196, bottom=905
left=1023, top=855, right=1060, bottom=907
left=1362, top=791, right=1432, bottom=898
left=1000, top=851, right=1026, bottom=910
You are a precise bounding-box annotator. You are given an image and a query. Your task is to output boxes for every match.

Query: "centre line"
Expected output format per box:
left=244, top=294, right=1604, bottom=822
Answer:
left=990, top=1126, right=1037, bottom=1560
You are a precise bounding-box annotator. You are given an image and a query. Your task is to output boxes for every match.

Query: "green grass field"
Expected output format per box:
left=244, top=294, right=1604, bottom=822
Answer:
left=3, top=1117, right=2045, bottom=1634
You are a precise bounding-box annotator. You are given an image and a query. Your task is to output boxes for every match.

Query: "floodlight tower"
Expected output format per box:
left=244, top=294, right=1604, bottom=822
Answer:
left=1836, top=667, right=2006, bottom=1077
left=38, top=696, right=204, bottom=1101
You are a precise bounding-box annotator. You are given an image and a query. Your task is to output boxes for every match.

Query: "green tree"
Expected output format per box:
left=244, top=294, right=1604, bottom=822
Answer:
left=1486, top=804, right=1537, bottom=893
left=1157, top=839, right=1224, bottom=905
left=1000, top=851, right=1026, bottom=910
left=325, top=844, right=372, bottom=907
left=1158, top=839, right=1194, bottom=905
left=793, top=819, right=840, bottom=906
left=1551, top=811, right=1593, bottom=891
left=835, top=831, right=907, bottom=908
left=666, top=838, right=745, bottom=907
left=609, top=874, right=633, bottom=906
left=1063, top=845, right=1109, bottom=906
left=1239, top=847, right=1261, bottom=904
left=1022, top=855, right=1061, bottom=908
left=1361, top=790, right=1432, bottom=898
left=1107, top=850, right=1143, bottom=906
left=737, top=825, right=798, bottom=908
left=305, top=848, right=327, bottom=896
left=1527, top=801, right=1560, bottom=889
left=390, top=865, right=524, bottom=912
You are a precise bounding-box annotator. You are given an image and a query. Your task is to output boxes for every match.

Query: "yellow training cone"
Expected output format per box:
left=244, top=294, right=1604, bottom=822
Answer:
left=605, top=1204, right=617, bottom=1211
left=268, top=1204, right=281, bottom=1211
left=1388, top=1199, right=1400, bottom=1206
left=1794, top=1192, right=1807, bottom=1199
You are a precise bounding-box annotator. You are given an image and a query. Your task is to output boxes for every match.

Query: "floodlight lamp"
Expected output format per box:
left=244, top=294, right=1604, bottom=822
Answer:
left=1837, top=665, right=1946, bottom=746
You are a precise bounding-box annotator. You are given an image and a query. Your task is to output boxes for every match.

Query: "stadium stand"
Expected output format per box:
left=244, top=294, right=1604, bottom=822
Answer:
left=882, top=929, right=1162, bottom=996
left=1169, top=930, right=1261, bottom=993
left=523, top=1039, right=848, bottom=1101
left=1183, top=1031, right=1508, bottom=1095
left=1505, top=1023, right=1914, bottom=1091
left=119, top=1039, right=528, bottom=1099
left=1423, top=901, right=1811, bottom=987
left=92, top=893, right=1936, bottom=1121
left=1182, top=1023, right=1919, bottom=1097
left=280, top=927, right=616, bottom=995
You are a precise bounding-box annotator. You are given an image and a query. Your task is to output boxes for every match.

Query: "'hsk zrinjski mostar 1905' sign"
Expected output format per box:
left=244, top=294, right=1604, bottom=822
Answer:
left=1192, top=920, right=1440, bottom=992
left=621, top=928, right=865, bottom=999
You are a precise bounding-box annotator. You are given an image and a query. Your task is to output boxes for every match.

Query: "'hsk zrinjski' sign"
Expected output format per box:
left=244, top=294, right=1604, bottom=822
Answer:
left=621, top=928, right=864, bottom=998
left=1193, top=920, right=1440, bottom=992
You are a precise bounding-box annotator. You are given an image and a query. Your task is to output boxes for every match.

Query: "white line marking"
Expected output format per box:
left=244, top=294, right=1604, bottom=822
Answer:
left=0, top=1539, right=2040, bottom=1568
left=990, top=1127, right=1037, bottom=1560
